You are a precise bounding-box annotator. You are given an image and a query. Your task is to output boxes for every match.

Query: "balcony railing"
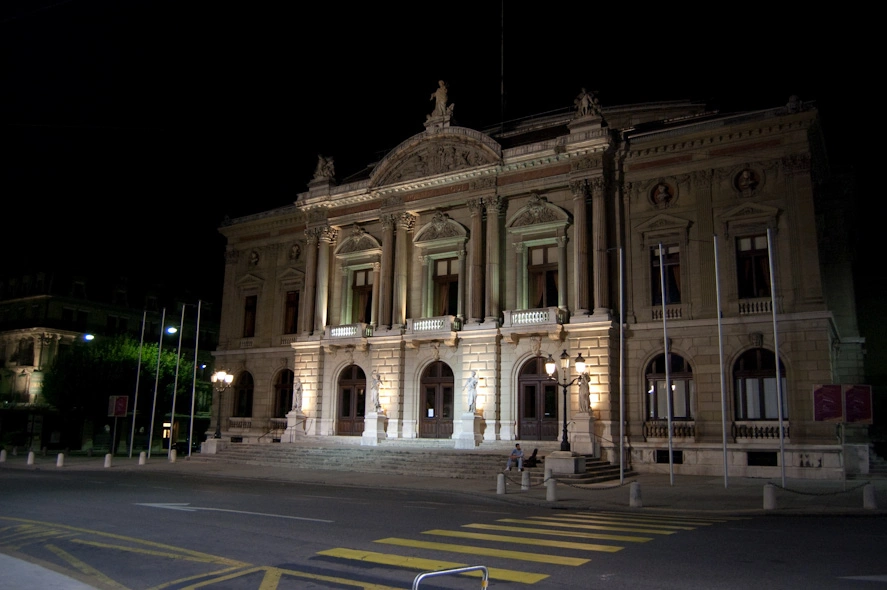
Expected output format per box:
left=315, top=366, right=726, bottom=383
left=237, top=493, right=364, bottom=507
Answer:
left=228, top=417, right=252, bottom=429
left=738, top=297, right=772, bottom=315
left=328, top=323, right=373, bottom=338
left=652, top=305, right=683, bottom=321
left=502, top=307, right=564, bottom=328
left=643, top=420, right=696, bottom=440
left=407, top=315, right=459, bottom=334
left=731, top=420, right=790, bottom=441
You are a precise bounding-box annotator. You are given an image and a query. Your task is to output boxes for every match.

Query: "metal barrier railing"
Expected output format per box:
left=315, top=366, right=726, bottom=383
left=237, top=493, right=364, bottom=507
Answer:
left=413, top=565, right=489, bottom=589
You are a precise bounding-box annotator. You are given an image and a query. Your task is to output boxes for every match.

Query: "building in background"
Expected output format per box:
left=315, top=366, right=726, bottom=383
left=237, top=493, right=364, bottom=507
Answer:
left=209, top=87, right=867, bottom=480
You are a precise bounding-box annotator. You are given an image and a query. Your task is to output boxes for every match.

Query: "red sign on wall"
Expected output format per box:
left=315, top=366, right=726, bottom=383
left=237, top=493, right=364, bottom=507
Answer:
left=108, top=395, right=128, bottom=418
left=844, top=385, right=873, bottom=424
left=813, top=384, right=843, bottom=422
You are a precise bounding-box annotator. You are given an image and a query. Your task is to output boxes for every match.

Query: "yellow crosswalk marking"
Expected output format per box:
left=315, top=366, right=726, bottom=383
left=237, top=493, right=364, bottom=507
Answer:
left=547, top=515, right=696, bottom=530
left=510, top=517, right=676, bottom=535
left=375, top=537, right=589, bottom=566
left=317, top=548, right=548, bottom=584
left=422, top=529, right=623, bottom=552
left=464, top=523, right=653, bottom=543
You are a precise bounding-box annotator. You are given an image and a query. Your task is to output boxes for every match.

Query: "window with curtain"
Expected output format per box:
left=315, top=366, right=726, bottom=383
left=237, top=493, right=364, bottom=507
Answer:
left=528, top=245, right=558, bottom=308
left=645, top=353, right=694, bottom=420
left=433, top=257, right=459, bottom=316
left=651, top=244, right=681, bottom=304
left=233, top=372, right=254, bottom=417
left=274, top=369, right=294, bottom=418
left=242, top=295, right=257, bottom=337
left=733, top=348, right=787, bottom=419
left=283, top=290, right=299, bottom=334
left=351, top=268, right=373, bottom=323
left=736, top=235, right=771, bottom=298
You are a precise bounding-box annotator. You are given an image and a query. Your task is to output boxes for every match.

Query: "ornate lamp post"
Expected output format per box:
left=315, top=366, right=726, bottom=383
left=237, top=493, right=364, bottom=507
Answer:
left=211, top=371, right=233, bottom=439
left=545, top=350, right=586, bottom=452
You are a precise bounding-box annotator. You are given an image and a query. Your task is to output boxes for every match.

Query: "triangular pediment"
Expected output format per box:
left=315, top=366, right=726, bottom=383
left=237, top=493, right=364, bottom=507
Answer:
left=718, top=202, right=781, bottom=224
left=278, top=267, right=304, bottom=284
left=236, top=273, right=264, bottom=289
left=635, top=213, right=692, bottom=233
left=370, top=127, right=501, bottom=188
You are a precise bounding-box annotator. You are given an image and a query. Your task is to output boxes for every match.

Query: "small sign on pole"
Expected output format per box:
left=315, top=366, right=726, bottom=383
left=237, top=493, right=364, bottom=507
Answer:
left=108, top=395, right=128, bottom=418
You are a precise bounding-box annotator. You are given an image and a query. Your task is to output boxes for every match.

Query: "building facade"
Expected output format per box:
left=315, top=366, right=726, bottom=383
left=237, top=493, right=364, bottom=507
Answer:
left=209, top=88, right=866, bottom=479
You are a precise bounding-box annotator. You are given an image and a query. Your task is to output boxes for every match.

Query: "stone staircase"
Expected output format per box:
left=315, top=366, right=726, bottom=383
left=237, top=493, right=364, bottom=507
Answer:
left=869, top=446, right=887, bottom=479
left=203, top=438, right=632, bottom=484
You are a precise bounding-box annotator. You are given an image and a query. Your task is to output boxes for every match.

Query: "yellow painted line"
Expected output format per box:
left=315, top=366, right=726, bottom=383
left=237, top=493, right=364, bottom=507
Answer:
left=464, top=523, right=653, bottom=543
left=318, top=547, right=548, bottom=584
left=45, top=544, right=129, bottom=590
left=180, top=565, right=407, bottom=590
left=143, top=565, right=248, bottom=590
left=594, top=511, right=751, bottom=522
left=574, top=513, right=718, bottom=525
left=70, top=538, right=230, bottom=564
left=258, top=566, right=282, bottom=590
left=548, top=515, right=696, bottom=530
left=375, top=537, right=589, bottom=566
left=422, top=530, right=623, bottom=553
left=512, top=517, right=676, bottom=535
left=0, top=527, right=73, bottom=549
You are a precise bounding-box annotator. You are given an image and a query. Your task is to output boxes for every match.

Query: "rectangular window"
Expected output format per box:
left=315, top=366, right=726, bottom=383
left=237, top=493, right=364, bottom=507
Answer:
left=352, top=269, right=373, bottom=323
left=734, top=376, right=787, bottom=420
left=283, top=290, right=299, bottom=334
left=433, top=257, right=459, bottom=316
left=528, top=245, right=558, bottom=308
left=736, top=235, right=770, bottom=298
left=242, top=295, right=257, bottom=338
left=647, top=379, right=694, bottom=420
left=651, top=244, right=681, bottom=304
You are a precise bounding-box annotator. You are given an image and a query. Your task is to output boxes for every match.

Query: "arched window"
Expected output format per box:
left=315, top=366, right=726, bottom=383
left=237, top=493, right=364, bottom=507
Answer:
left=733, top=348, right=787, bottom=419
left=233, top=372, right=254, bottom=417
left=645, top=354, right=694, bottom=420
left=274, top=369, right=294, bottom=418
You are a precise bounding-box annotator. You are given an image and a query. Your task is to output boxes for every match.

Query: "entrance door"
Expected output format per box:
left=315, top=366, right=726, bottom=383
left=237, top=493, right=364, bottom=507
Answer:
left=337, top=365, right=366, bottom=436
left=419, top=361, right=454, bottom=438
left=517, top=357, right=558, bottom=440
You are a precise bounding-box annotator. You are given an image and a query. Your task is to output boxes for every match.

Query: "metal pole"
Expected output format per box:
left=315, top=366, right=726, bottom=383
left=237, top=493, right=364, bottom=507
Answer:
left=659, top=242, right=674, bottom=485
left=619, top=247, right=625, bottom=484
left=714, top=235, right=729, bottom=488
left=168, top=305, right=186, bottom=459
left=214, top=382, right=223, bottom=439
left=561, top=377, right=570, bottom=452
left=767, top=228, right=787, bottom=487
left=188, top=300, right=202, bottom=458
left=129, top=310, right=146, bottom=458
left=147, top=308, right=166, bottom=459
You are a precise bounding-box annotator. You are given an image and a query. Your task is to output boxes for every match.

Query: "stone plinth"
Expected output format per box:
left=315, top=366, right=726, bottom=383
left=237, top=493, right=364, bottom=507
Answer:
left=454, top=412, right=483, bottom=449
left=361, top=412, right=388, bottom=446
left=200, top=438, right=226, bottom=454
left=569, top=412, right=597, bottom=457
left=282, top=410, right=308, bottom=443
left=546, top=450, right=586, bottom=474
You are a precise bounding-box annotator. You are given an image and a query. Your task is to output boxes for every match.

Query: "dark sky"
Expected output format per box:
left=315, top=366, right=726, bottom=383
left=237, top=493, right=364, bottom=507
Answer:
left=1, top=1, right=862, bottom=307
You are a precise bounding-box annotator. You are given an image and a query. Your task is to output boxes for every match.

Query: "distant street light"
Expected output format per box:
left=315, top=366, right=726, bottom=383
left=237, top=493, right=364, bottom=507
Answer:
left=545, top=350, right=587, bottom=452
left=211, top=371, right=234, bottom=439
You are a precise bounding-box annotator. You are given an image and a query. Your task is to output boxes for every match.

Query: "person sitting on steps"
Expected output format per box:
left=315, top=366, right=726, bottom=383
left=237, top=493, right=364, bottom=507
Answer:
left=523, top=448, right=540, bottom=468
left=505, top=444, right=524, bottom=471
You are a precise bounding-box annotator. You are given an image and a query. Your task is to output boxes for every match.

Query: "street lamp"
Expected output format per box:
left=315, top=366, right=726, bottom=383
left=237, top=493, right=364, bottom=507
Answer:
left=211, top=371, right=233, bottom=439
left=545, top=350, right=587, bottom=452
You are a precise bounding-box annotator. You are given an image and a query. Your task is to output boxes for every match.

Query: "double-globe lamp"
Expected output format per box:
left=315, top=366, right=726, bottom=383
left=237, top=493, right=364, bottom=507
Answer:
left=545, top=350, right=586, bottom=452
left=211, top=371, right=234, bottom=439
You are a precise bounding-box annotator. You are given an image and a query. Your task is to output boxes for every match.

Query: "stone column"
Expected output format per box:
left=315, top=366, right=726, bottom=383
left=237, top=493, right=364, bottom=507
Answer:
left=370, top=261, right=380, bottom=328
left=557, top=236, right=568, bottom=310
left=392, top=213, right=415, bottom=328
left=456, top=250, right=466, bottom=323
left=314, top=226, right=337, bottom=334
left=301, top=228, right=320, bottom=335
left=468, top=199, right=484, bottom=323
left=694, top=170, right=717, bottom=315
left=591, top=177, right=610, bottom=316
left=484, top=195, right=503, bottom=323
left=379, top=214, right=395, bottom=329
left=571, top=180, right=590, bottom=315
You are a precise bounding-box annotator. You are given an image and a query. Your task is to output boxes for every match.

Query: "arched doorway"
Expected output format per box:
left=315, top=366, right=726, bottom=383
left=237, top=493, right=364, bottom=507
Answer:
left=337, top=365, right=366, bottom=436
left=419, top=361, right=454, bottom=438
left=517, top=357, right=558, bottom=440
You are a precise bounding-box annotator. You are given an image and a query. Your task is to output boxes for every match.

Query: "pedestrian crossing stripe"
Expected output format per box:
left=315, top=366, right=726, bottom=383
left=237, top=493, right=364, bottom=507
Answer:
left=464, top=523, right=653, bottom=543
left=421, top=529, right=623, bottom=552
left=515, top=517, right=678, bottom=535
left=547, top=515, right=698, bottom=530
left=592, top=511, right=750, bottom=522
left=375, top=537, right=589, bottom=566
left=317, top=548, right=548, bottom=584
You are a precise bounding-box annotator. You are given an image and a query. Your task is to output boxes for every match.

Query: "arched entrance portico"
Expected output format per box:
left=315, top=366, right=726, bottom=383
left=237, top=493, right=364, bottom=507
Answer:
left=418, top=361, right=454, bottom=438
left=517, top=356, right=558, bottom=440
left=337, top=365, right=366, bottom=436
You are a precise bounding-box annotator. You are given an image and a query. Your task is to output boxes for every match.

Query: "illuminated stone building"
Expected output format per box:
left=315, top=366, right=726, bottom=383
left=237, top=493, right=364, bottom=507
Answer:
left=209, top=87, right=867, bottom=479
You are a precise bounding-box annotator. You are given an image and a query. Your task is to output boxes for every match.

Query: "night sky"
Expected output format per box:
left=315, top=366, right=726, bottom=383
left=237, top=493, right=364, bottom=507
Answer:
left=1, top=2, right=866, bottom=311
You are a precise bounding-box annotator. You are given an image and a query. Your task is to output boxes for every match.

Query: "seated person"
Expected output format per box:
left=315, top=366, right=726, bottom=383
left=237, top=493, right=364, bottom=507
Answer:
left=523, top=448, right=540, bottom=468
left=505, top=444, right=524, bottom=471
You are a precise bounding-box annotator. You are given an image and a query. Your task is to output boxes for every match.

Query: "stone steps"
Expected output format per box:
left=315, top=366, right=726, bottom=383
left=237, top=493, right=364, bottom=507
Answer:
left=206, top=439, right=633, bottom=483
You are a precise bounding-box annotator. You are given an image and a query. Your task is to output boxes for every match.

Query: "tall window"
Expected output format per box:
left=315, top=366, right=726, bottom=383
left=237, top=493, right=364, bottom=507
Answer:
left=734, top=348, right=787, bottom=419
left=233, top=372, right=254, bottom=417
left=283, top=290, right=299, bottom=334
left=274, top=369, right=294, bottom=418
left=242, top=295, right=257, bottom=337
left=352, top=268, right=373, bottom=323
left=651, top=244, right=681, bottom=305
left=528, top=245, right=558, bottom=308
left=646, top=354, right=694, bottom=420
left=736, top=235, right=770, bottom=298
left=433, top=257, right=459, bottom=316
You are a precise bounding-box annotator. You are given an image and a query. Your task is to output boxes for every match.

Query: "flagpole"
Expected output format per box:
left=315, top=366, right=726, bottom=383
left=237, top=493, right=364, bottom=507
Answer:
left=128, top=310, right=147, bottom=458
left=714, top=235, right=728, bottom=488
left=659, top=242, right=674, bottom=485
left=767, top=228, right=787, bottom=487
left=168, top=305, right=186, bottom=459
left=188, top=300, right=202, bottom=458
left=148, top=308, right=166, bottom=459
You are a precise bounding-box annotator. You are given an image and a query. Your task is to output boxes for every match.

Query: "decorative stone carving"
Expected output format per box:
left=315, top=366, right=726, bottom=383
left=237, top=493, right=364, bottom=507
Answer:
left=289, top=243, right=301, bottom=261
left=750, top=332, right=764, bottom=348
left=574, top=88, right=601, bottom=118
left=312, top=154, right=335, bottom=181
left=249, top=251, right=259, bottom=266
left=337, top=225, right=381, bottom=254
left=735, top=168, right=760, bottom=197
left=510, top=193, right=560, bottom=226
left=650, top=182, right=675, bottom=208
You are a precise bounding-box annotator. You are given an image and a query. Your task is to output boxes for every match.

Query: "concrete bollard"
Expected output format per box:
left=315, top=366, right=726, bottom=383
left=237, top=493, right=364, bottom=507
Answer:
left=56, top=453, right=65, bottom=467
left=863, top=483, right=877, bottom=510
left=139, top=451, right=147, bottom=465
left=169, top=449, right=177, bottom=463
left=497, top=473, right=506, bottom=494
left=104, top=453, right=113, bottom=468
left=546, top=477, right=558, bottom=502
left=27, top=451, right=35, bottom=466
left=763, top=483, right=777, bottom=510
left=0, top=449, right=6, bottom=463
left=630, top=481, right=642, bottom=507
left=521, top=470, right=530, bottom=491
